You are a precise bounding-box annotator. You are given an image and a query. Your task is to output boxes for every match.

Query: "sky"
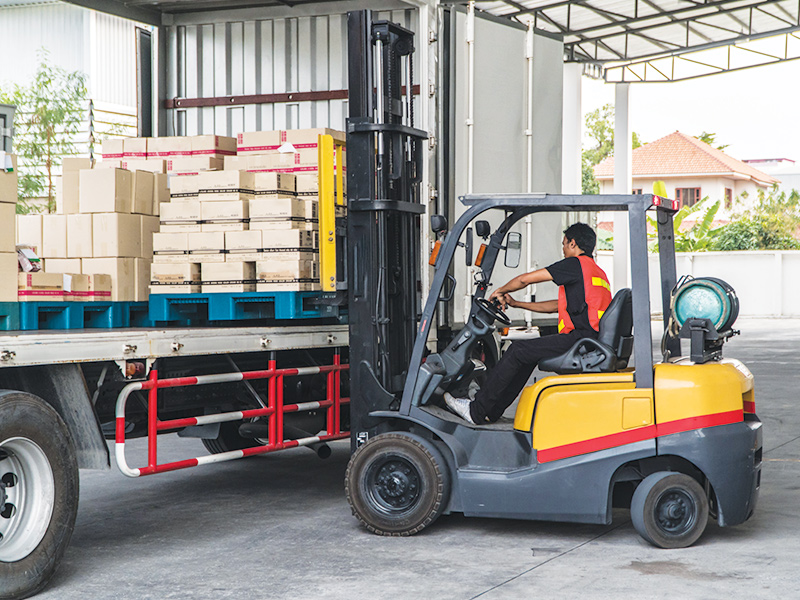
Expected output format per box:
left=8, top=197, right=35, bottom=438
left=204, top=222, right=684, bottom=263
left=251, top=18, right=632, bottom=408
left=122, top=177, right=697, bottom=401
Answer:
left=580, top=58, right=800, bottom=164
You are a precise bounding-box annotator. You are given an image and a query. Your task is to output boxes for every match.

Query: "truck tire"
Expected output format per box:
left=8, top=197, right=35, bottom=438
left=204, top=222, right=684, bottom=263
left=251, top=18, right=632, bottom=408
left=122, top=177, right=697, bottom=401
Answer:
left=0, top=391, right=79, bottom=600
left=201, top=422, right=261, bottom=455
left=345, top=433, right=450, bottom=536
left=631, top=471, right=708, bottom=549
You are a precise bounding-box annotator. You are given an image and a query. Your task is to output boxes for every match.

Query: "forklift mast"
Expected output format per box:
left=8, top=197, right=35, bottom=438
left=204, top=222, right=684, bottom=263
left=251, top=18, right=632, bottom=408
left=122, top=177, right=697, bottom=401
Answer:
left=346, top=10, right=428, bottom=448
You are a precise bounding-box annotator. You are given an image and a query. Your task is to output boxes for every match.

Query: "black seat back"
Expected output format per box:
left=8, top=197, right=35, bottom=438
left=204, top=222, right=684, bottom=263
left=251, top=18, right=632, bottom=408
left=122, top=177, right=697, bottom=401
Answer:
left=598, top=288, right=633, bottom=364
left=538, top=288, right=633, bottom=374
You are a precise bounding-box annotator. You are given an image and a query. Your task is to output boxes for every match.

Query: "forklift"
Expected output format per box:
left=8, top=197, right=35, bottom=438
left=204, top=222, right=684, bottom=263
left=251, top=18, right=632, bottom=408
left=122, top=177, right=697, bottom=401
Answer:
left=342, top=10, right=761, bottom=548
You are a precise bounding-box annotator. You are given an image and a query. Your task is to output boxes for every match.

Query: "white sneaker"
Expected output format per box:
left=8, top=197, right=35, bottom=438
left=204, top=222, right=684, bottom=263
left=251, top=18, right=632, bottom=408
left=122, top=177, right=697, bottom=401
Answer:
left=444, top=392, right=476, bottom=425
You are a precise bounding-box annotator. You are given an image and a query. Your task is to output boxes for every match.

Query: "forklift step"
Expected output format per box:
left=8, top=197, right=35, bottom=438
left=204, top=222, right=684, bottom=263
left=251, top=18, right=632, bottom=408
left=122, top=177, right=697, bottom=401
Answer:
left=15, top=301, right=152, bottom=330
left=148, top=291, right=341, bottom=324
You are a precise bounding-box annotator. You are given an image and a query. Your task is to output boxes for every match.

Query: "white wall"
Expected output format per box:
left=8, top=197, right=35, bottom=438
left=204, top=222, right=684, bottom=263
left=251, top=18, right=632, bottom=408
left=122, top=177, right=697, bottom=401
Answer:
left=598, top=249, right=800, bottom=317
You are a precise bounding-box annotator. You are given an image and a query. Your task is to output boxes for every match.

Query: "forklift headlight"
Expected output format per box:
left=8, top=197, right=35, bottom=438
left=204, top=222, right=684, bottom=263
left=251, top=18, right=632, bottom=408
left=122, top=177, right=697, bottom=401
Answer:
left=672, top=277, right=739, bottom=332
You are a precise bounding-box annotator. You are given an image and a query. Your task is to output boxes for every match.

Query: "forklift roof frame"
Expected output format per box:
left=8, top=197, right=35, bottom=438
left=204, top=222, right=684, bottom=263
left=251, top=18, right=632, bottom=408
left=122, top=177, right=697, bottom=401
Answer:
left=400, top=192, right=679, bottom=415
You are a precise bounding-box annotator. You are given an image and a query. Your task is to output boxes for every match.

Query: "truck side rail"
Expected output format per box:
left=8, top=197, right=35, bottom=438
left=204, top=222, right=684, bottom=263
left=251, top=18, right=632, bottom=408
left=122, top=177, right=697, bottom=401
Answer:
left=115, top=354, right=349, bottom=477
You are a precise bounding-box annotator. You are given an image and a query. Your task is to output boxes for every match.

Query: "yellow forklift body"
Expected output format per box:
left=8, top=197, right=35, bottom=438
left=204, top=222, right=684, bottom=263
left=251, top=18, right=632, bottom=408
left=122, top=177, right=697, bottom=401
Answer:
left=514, top=360, right=753, bottom=464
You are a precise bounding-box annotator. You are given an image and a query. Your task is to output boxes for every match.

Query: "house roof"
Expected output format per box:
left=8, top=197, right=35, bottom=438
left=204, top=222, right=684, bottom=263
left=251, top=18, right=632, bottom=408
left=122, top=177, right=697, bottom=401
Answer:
left=594, top=131, right=779, bottom=186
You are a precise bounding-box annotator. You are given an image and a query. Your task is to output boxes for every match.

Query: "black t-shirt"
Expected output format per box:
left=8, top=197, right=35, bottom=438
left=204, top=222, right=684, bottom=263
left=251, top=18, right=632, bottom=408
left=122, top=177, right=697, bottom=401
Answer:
left=545, top=256, right=598, bottom=338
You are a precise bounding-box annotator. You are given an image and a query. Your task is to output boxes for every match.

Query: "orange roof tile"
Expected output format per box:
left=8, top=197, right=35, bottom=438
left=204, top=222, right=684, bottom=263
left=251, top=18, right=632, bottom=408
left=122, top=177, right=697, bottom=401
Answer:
left=594, top=131, right=778, bottom=186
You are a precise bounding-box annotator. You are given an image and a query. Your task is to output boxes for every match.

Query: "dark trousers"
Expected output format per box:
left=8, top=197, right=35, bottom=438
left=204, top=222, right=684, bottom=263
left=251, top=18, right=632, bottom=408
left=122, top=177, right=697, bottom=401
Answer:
left=470, top=330, right=585, bottom=423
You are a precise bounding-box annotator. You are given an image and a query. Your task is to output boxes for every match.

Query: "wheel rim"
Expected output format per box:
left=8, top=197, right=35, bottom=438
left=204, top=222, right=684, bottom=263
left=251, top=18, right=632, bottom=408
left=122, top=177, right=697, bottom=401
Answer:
left=0, top=437, right=55, bottom=562
left=654, top=488, right=697, bottom=537
left=366, top=455, right=421, bottom=515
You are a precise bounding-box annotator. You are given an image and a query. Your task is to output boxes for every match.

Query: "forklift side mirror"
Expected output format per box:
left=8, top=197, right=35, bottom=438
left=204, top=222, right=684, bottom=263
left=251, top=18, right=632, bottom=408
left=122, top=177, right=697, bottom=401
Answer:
left=475, top=220, right=491, bottom=239
left=431, top=214, right=448, bottom=235
left=504, top=232, right=522, bottom=268
left=465, top=228, right=473, bottom=267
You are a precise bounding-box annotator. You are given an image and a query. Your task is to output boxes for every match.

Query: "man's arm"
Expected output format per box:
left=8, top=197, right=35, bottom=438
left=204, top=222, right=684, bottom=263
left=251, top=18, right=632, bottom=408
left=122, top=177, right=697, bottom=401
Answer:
left=489, top=267, right=553, bottom=305
left=504, top=296, right=558, bottom=313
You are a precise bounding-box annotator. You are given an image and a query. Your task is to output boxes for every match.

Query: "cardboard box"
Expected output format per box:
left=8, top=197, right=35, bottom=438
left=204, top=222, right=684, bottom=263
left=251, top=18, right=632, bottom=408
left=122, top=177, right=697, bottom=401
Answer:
left=66, top=214, right=93, bottom=258
left=18, top=272, right=65, bottom=301
left=256, top=229, right=316, bottom=250
left=79, top=169, right=133, bottom=213
left=0, top=252, right=18, bottom=302
left=121, top=159, right=166, bottom=174
left=196, top=171, right=255, bottom=201
left=42, top=214, right=68, bottom=258
left=154, top=174, right=169, bottom=214
left=148, top=136, right=192, bottom=158
left=256, top=280, right=320, bottom=292
left=44, top=258, right=82, bottom=274
left=153, top=232, right=189, bottom=253
left=135, top=258, right=150, bottom=301
left=86, top=274, right=112, bottom=301
left=123, top=138, right=148, bottom=159
left=192, top=135, right=237, bottom=156
left=249, top=198, right=304, bottom=220
left=149, top=283, right=201, bottom=294
left=151, top=262, right=200, bottom=284
left=225, top=230, right=262, bottom=251
left=237, top=131, right=282, bottom=155
left=63, top=273, right=90, bottom=301
left=256, top=256, right=318, bottom=280
left=102, top=139, right=124, bottom=160
left=252, top=172, right=296, bottom=196
left=166, top=157, right=223, bottom=173
left=188, top=231, right=225, bottom=252
left=132, top=170, right=155, bottom=215
left=82, top=258, right=135, bottom=301
left=250, top=219, right=316, bottom=232
left=160, top=200, right=202, bottom=223
left=0, top=204, right=15, bottom=253
left=169, top=174, right=200, bottom=200
left=59, top=158, right=94, bottom=214
left=96, top=159, right=122, bottom=170
left=295, top=174, right=319, bottom=195
left=201, top=200, right=249, bottom=232
left=201, top=262, right=255, bottom=293
left=140, top=215, right=159, bottom=258
left=16, top=214, right=42, bottom=251
left=160, top=223, right=202, bottom=233
left=92, top=213, right=142, bottom=257
left=281, top=127, right=346, bottom=146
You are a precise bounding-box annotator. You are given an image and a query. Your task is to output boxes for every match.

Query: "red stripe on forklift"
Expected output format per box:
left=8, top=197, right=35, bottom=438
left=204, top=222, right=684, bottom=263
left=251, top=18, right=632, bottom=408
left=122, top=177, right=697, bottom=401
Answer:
left=743, top=401, right=756, bottom=413
left=537, top=410, right=744, bottom=463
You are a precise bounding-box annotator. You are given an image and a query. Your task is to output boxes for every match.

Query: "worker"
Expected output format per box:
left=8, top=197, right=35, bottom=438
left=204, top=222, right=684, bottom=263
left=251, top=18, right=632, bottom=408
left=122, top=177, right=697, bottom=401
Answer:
left=444, top=222, right=612, bottom=425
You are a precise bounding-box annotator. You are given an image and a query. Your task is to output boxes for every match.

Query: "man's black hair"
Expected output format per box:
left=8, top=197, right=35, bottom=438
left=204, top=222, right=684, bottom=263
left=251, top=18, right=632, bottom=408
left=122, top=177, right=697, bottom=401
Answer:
left=563, top=222, right=596, bottom=255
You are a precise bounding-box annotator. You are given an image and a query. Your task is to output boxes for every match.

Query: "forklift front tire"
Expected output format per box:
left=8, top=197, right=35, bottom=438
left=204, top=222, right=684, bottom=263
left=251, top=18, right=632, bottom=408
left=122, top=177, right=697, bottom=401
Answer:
left=345, top=433, right=450, bottom=536
left=631, top=471, right=709, bottom=549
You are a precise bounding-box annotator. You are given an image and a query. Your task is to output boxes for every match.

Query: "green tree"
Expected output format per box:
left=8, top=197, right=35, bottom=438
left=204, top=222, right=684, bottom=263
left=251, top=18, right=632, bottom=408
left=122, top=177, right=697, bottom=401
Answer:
left=711, top=187, right=800, bottom=250
left=696, top=131, right=729, bottom=151
left=582, top=103, right=643, bottom=194
left=648, top=198, right=723, bottom=252
left=0, top=50, right=88, bottom=213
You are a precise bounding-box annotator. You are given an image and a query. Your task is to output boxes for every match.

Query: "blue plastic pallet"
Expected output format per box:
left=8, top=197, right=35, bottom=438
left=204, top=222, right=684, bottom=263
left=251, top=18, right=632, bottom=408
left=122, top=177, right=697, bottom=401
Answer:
left=0, top=303, right=20, bottom=331
left=148, top=292, right=340, bottom=324
left=16, top=302, right=151, bottom=331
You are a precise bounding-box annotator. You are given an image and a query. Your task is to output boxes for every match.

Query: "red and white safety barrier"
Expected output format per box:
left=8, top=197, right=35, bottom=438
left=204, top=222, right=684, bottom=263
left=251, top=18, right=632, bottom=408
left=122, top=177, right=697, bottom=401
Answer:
left=115, top=355, right=349, bottom=477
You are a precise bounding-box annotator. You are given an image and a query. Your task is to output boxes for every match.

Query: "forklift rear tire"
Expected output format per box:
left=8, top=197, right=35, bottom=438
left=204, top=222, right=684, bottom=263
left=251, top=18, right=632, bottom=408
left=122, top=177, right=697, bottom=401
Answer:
left=631, top=471, right=709, bottom=549
left=0, top=391, right=79, bottom=600
left=345, top=433, right=450, bottom=536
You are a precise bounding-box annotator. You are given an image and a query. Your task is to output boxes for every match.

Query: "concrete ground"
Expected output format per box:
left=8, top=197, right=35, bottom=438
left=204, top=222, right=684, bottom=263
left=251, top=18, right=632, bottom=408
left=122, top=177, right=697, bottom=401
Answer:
left=41, top=319, right=799, bottom=600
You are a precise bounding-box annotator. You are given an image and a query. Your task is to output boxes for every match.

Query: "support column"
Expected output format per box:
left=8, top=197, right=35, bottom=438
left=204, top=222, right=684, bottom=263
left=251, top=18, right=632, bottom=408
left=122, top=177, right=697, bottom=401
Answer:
left=561, top=63, right=583, bottom=194
left=613, top=82, right=632, bottom=291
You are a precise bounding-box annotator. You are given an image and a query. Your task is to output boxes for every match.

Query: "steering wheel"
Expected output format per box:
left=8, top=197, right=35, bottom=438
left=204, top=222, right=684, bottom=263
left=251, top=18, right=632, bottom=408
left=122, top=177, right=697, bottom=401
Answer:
left=476, top=297, right=512, bottom=326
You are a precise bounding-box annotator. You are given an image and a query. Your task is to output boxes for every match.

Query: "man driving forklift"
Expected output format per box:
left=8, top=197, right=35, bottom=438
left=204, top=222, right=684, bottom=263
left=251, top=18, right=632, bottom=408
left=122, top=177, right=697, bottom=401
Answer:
left=444, top=222, right=612, bottom=425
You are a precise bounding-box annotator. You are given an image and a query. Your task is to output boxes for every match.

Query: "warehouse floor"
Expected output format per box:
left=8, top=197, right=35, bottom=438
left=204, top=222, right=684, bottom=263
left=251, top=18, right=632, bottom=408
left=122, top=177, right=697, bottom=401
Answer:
left=41, top=319, right=799, bottom=600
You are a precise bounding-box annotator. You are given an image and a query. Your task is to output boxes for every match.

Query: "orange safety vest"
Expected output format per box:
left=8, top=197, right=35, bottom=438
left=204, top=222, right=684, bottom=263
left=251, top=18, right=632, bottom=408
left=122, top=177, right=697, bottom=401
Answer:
left=557, top=255, right=612, bottom=334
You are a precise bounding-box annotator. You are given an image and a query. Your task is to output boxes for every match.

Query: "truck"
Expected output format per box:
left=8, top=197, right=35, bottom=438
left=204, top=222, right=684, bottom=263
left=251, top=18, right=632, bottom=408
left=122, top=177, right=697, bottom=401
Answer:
left=0, top=7, right=760, bottom=600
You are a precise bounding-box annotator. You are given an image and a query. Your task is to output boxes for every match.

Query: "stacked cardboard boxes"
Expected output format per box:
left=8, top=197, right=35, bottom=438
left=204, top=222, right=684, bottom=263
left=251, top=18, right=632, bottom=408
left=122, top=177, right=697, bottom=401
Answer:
left=152, top=170, right=322, bottom=294
left=0, top=154, right=18, bottom=301
left=17, top=162, right=160, bottom=302
left=102, top=135, right=235, bottom=175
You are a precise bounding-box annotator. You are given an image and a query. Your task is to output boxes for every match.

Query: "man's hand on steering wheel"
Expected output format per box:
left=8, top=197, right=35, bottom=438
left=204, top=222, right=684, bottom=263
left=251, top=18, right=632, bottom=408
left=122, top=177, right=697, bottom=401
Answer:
left=489, top=288, right=508, bottom=309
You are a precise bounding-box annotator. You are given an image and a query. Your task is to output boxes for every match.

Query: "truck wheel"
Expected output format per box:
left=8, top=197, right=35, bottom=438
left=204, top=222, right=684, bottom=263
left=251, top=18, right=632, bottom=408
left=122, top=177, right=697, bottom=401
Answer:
left=631, top=471, right=708, bottom=549
left=0, top=391, right=79, bottom=600
left=345, top=433, right=450, bottom=536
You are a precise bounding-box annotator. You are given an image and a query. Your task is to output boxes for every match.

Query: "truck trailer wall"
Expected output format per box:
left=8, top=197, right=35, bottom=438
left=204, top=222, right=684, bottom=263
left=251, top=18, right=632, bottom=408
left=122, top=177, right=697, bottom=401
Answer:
left=450, top=8, right=564, bottom=323
left=163, top=9, right=416, bottom=136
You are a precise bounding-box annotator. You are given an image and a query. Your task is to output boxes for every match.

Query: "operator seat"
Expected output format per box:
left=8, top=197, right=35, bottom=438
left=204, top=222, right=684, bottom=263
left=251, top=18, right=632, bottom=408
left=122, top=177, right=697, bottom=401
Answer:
left=538, top=288, right=633, bottom=375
